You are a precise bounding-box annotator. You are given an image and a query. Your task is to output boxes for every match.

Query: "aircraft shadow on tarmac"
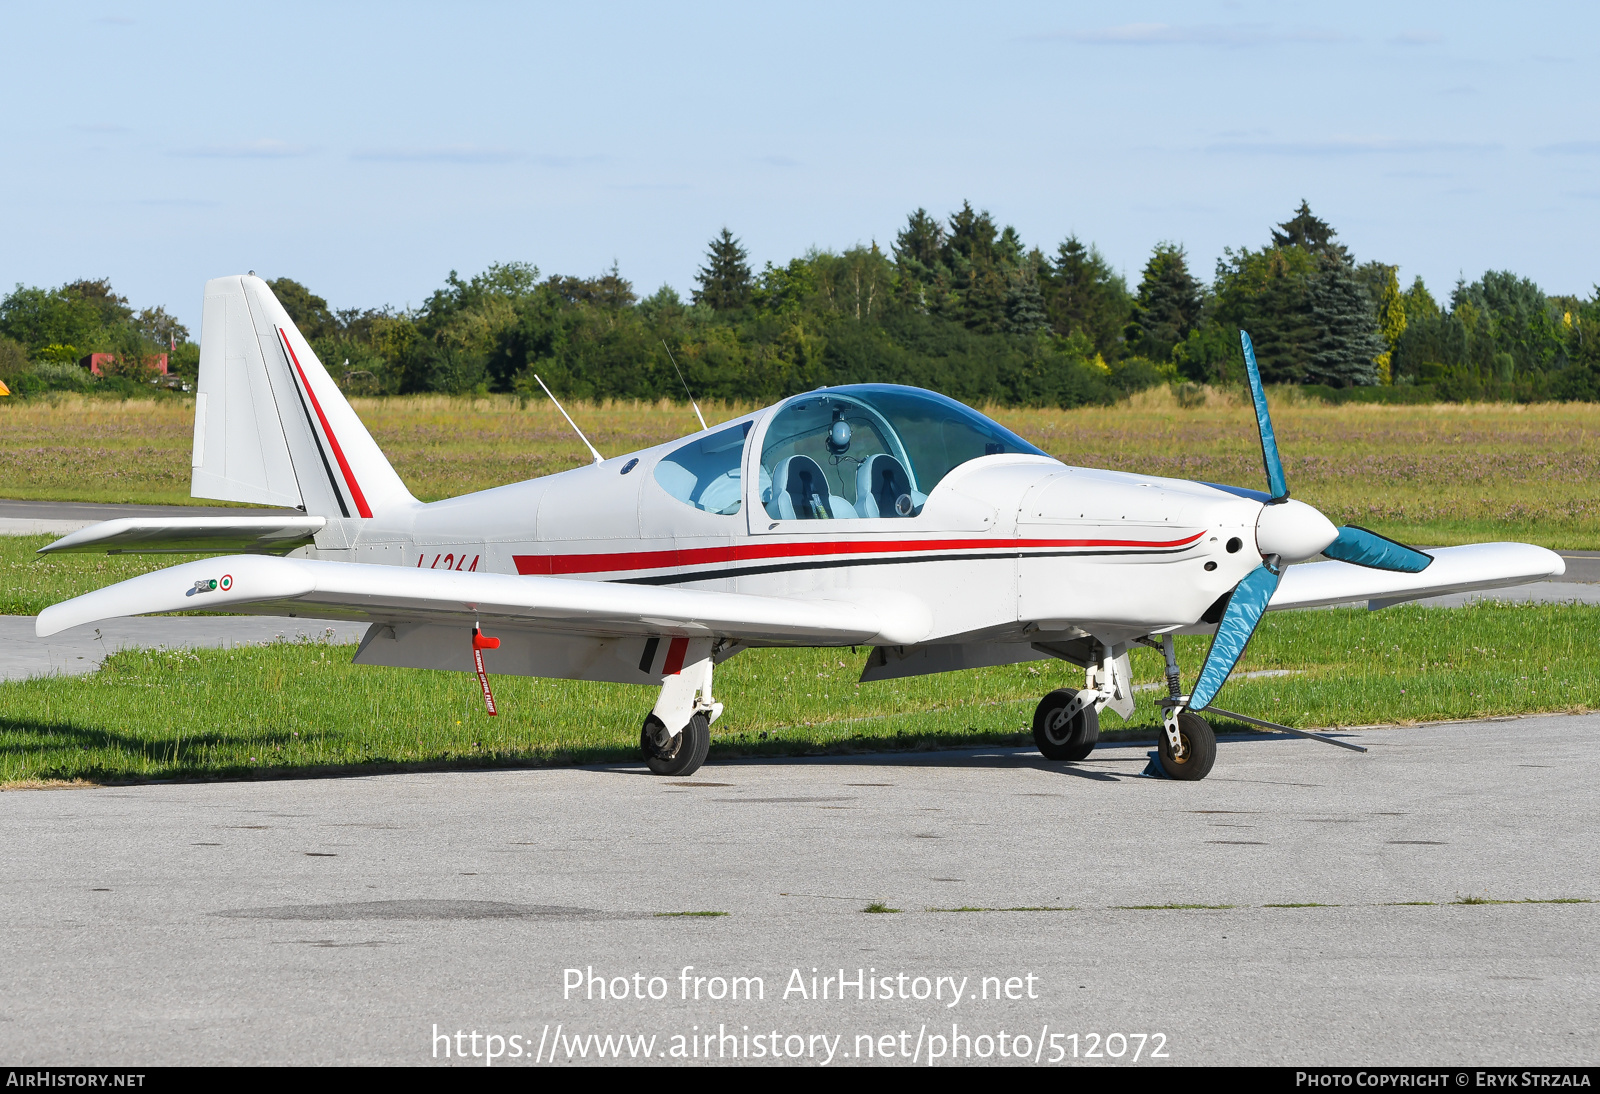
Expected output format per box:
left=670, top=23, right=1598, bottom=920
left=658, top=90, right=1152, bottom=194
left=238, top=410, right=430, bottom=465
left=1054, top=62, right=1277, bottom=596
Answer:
left=601, top=728, right=1364, bottom=783
left=0, top=711, right=1357, bottom=787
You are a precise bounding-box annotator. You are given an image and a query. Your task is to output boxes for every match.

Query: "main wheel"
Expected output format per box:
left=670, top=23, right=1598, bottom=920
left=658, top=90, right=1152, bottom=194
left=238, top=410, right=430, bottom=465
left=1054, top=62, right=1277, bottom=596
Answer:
left=1032, top=688, right=1100, bottom=761
left=1158, top=711, right=1217, bottom=781
left=641, top=711, right=711, bottom=776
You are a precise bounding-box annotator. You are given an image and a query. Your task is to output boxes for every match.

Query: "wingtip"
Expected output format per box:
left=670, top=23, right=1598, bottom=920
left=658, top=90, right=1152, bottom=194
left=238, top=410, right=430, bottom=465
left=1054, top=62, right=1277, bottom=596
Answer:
left=35, top=604, right=71, bottom=638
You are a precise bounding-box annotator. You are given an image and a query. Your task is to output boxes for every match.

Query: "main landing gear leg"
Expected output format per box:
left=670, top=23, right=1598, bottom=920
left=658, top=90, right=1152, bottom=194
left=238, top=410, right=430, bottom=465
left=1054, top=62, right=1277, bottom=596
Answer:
left=1031, top=640, right=1130, bottom=762
left=640, top=639, right=722, bottom=777
left=1032, top=687, right=1100, bottom=761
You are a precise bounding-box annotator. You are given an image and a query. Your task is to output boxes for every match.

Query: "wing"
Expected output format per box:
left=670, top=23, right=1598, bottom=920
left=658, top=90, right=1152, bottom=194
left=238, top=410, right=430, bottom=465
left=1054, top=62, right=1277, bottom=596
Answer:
left=38, top=516, right=325, bottom=555
left=33, top=553, right=932, bottom=647
left=1268, top=542, right=1564, bottom=612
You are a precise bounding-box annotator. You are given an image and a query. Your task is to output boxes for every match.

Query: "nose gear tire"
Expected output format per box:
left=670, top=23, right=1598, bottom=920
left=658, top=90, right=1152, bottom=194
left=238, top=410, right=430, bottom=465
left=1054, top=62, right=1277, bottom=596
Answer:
left=642, top=712, right=711, bottom=777
left=1158, top=712, right=1216, bottom=780
left=1032, top=688, right=1100, bottom=761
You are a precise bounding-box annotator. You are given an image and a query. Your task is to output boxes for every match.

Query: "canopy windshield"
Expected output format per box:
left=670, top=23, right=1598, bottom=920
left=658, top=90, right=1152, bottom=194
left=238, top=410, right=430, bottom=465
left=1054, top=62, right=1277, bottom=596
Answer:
left=758, top=384, right=1048, bottom=520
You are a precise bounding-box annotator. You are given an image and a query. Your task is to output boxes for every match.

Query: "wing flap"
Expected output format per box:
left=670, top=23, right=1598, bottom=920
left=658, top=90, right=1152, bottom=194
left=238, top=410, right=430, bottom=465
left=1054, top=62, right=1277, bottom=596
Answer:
left=37, top=516, right=326, bottom=555
left=1269, top=542, right=1564, bottom=612
left=34, top=554, right=929, bottom=646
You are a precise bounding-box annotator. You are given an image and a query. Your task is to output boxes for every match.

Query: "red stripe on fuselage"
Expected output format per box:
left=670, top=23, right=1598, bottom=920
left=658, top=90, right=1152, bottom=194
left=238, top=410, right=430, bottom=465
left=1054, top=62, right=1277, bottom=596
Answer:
left=512, top=531, right=1204, bottom=577
left=278, top=329, right=373, bottom=518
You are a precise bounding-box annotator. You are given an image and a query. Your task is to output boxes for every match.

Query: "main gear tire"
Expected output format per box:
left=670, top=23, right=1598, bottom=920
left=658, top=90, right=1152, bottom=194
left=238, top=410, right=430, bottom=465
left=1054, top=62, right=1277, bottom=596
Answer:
left=1032, top=688, right=1100, bottom=761
left=642, top=711, right=711, bottom=777
left=1158, top=711, right=1217, bottom=781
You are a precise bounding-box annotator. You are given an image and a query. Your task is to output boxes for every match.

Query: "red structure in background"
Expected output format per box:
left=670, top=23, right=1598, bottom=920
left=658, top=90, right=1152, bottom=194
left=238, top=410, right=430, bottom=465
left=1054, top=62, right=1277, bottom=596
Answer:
left=78, top=352, right=168, bottom=377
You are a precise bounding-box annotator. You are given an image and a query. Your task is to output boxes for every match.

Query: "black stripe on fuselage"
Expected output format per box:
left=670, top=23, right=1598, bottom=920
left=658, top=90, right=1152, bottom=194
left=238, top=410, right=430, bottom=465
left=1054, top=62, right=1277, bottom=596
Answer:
left=615, top=546, right=1200, bottom=586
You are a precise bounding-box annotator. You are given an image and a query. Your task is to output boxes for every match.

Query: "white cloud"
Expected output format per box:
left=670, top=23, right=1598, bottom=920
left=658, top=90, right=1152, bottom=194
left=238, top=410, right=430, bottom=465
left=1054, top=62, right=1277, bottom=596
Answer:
left=1207, top=137, right=1498, bottom=156
left=353, top=145, right=519, bottom=165
left=1391, top=30, right=1444, bottom=46
left=1037, top=23, right=1347, bottom=47
left=1536, top=141, right=1600, bottom=156
left=135, top=198, right=222, bottom=208
left=171, top=139, right=314, bottom=159
left=350, top=148, right=610, bottom=167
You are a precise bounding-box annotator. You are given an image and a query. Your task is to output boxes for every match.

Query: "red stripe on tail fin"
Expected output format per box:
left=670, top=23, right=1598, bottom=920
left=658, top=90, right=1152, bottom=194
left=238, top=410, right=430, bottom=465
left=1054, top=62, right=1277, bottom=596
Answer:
left=277, top=329, right=373, bottom=518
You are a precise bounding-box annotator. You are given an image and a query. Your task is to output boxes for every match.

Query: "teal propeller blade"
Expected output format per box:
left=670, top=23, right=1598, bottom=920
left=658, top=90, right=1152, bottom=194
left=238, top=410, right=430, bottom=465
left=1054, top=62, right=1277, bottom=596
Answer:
left=1240, top=330, right=1289, bottom=501
left=1183, top=334, right=1431, bottom=713
left=1188, top=557, right=1283, bottom=711
left=1323, top=525, right=1433, bottom=573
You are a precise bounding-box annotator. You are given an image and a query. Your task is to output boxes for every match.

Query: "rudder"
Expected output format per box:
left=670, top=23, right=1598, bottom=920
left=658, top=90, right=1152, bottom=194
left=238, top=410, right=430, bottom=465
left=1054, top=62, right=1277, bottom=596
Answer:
left=190, top=274, right=415, bottom=518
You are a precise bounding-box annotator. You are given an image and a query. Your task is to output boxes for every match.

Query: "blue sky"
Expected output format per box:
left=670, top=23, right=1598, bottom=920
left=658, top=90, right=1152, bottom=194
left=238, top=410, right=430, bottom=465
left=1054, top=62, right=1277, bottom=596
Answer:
left=2, top=1, right=1595, bottom=331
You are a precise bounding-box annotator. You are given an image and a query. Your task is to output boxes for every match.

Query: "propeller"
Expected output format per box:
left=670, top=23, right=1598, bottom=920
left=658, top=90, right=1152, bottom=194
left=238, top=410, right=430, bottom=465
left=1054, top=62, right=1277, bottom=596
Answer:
left=1186, top=331, right=1435, bottom=712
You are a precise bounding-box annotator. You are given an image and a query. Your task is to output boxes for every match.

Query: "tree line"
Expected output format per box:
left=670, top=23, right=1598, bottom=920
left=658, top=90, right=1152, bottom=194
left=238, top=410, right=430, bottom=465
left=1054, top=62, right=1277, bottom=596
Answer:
left=3, top=201, right=1597, bottom=405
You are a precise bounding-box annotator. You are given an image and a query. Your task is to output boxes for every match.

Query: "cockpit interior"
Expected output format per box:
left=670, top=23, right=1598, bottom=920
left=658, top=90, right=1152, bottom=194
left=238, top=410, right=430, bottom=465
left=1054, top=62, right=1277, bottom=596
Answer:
left=651, top=384, right=1047, bottom=521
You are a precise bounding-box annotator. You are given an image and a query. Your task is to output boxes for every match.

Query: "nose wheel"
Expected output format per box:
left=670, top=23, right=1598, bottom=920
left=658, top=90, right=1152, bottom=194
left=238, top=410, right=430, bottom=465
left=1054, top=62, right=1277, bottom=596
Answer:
left=1032, top=688, right=1100, bottom=761
left=1158, top=710, right=1216, bottom=780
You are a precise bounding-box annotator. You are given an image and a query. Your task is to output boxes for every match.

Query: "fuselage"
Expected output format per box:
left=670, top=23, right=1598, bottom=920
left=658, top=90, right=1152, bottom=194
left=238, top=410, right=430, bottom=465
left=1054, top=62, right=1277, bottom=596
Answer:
left=300, top=385, right=1268, bottom=649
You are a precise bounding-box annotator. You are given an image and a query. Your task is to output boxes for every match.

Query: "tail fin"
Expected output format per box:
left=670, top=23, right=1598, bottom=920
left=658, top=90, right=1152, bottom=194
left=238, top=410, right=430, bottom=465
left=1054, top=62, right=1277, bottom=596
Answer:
left=190, top=274, right=415, bottom=517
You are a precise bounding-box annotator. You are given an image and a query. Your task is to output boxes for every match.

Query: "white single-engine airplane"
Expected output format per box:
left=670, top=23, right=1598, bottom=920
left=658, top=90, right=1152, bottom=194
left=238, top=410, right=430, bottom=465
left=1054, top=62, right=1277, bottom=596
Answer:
left=37, top=276, right=1564, bottom=779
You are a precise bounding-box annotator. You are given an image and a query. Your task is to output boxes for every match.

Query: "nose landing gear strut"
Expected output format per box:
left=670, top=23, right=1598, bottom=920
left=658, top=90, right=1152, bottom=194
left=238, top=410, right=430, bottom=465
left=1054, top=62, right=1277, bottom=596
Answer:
left=1153, top=632, right=1366, bottom=780
left=1156, top=633, right=1218, bottom=781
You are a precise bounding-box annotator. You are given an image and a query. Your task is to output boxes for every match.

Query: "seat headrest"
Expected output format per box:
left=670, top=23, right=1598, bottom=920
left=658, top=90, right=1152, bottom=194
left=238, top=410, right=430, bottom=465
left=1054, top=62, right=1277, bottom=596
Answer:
left=856, top=453, right=914, bottom=518
left=773, top=454, right=832, bottom=519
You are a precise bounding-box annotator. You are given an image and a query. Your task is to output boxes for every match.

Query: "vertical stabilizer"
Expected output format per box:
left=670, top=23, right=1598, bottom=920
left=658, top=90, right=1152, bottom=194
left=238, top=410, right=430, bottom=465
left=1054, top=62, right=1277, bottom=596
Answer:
left=190, top=275, right=416, bottom=517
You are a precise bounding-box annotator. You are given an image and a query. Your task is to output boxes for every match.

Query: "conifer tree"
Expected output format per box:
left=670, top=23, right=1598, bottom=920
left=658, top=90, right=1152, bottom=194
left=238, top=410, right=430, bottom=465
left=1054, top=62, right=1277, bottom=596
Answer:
left=1127, top=243, right=1204, bottom=361
left=892, top=208, right=948, bottom=310
left=1271, top=200, right=1345, bottom=260
left=1044, top=236, right=1132, bottom=359
left=1241, top=250, right=1317, bottom=384
left=1306, top=261, right=1385, bottom=386
left=1002, top=263, right=1049, bottom=335
left=1402, top=276, right=1440, bottom=322
left=929, top=202, right=1007, bottom=334
left=1371, top=265, right=1407, bottom=384
left=893, top=208, right=945, bottom=270
left=693, top=228, right=753, bottom=312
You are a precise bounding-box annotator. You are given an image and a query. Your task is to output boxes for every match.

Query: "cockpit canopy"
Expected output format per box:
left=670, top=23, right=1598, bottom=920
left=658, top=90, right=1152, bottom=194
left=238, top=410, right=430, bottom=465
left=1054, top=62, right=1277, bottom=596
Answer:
left=757, top=384, right=1047, bottom=520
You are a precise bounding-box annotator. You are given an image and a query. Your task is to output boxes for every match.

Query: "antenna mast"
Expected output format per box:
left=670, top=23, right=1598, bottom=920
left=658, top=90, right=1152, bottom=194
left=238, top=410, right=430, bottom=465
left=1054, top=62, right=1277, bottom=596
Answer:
left=662, top=341, right=708, bottom=432
left=532, top=374, right=604, bottom=465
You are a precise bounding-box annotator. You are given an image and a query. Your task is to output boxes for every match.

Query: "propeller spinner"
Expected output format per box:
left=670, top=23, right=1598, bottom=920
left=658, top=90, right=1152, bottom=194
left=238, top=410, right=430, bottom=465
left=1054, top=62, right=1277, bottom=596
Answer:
left=1185, top=331, right=1434, bottom=712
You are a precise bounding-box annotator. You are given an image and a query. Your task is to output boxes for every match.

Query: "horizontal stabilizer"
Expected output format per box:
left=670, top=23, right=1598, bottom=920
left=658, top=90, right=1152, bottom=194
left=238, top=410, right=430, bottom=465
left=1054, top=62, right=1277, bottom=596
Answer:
left=38, top=516, right=325, bottom=556
left=35, top=554, right=933, bottom=648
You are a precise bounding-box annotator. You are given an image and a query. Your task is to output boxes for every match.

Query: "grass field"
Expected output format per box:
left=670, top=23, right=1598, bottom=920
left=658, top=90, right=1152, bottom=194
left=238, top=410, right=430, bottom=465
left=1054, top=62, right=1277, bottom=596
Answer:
left=4, top=389, right=1600, bottom=547
left=3, top=601, right=1595, bottom=784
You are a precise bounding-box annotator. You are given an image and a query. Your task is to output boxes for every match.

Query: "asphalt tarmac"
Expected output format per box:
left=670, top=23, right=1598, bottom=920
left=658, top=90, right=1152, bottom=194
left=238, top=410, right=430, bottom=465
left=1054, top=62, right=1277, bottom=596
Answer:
left=0, top=716, right=1593, bottom=1067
